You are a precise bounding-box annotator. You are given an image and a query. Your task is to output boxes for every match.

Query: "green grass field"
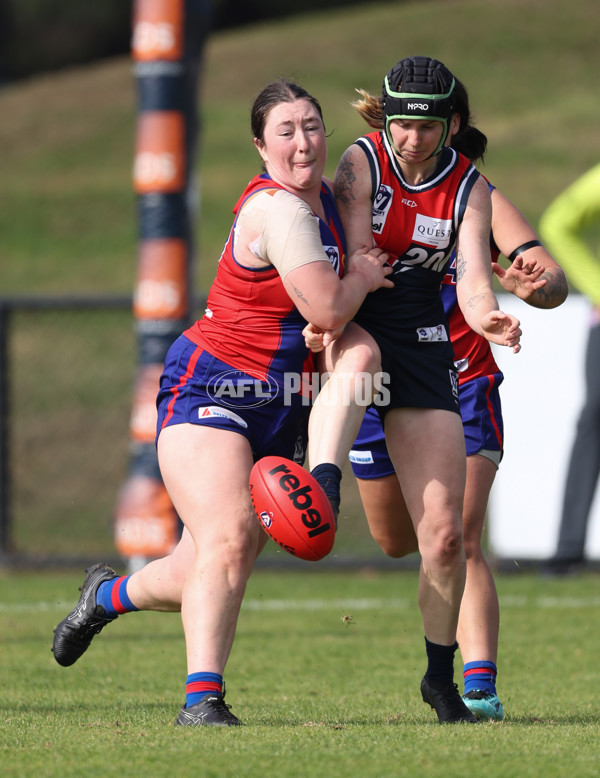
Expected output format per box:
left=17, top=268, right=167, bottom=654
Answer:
left=2, top=568, right=599, bottom=777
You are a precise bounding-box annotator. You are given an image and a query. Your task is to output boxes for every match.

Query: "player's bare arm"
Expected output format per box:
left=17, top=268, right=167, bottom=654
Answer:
left=333, top=145, right=375, bottom=254
left=456, top=178, right=520, bottom=339
left=333, top=147, right=358, bottom=207
left=490, top=188, right=568, bottom=309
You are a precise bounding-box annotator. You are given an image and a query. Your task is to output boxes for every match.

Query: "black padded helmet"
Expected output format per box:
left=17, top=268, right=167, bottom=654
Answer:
left=382, top=56, right=456, bottom=156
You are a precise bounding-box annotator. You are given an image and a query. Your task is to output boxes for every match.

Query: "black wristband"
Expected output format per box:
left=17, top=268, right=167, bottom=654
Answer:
left=508, top=240, right=542, bottom=262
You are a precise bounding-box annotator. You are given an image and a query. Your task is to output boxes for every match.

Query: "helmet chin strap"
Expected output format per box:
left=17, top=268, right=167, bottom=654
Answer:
left=427, top=122, right=450, bottom=159
left=385, top=116, right=450, bottom=162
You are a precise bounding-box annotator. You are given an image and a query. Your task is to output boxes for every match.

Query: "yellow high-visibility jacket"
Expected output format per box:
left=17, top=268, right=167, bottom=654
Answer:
left=539, top=163, right=600, bottom=307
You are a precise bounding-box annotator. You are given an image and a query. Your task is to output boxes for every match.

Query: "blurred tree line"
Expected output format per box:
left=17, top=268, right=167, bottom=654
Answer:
left=0, top=0, right=400, bottom=83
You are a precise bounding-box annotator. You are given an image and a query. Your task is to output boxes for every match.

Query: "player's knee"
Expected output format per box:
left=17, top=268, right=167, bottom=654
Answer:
left=203, top=521, right=259, bottom=578
left=338, top=340, right=380, bottom=377
left=420, top=521, right=463, bottom=568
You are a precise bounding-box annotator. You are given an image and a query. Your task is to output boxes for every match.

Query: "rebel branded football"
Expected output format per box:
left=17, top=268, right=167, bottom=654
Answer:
left=249, top=456, right=335, bottom=561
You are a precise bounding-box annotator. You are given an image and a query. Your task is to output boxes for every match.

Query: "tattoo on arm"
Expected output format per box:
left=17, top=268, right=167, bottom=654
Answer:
left=455, top=249, right=466, bottom=282
left=334, top=152, right=357, bottom=206
left=529, top=268, right=569, bottom=308
left=290, top=284, right=309, bottom=306
left=466, top=292, right=488, bottom=310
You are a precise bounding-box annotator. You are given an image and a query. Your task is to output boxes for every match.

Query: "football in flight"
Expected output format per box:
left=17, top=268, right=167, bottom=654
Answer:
left=249, top=456, right=335, bottom=561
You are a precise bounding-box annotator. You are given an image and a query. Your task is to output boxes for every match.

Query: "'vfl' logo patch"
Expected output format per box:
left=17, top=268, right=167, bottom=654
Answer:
left=372, top=184, right=394, bottom=234
left=323, top=245, right=341, bottom=274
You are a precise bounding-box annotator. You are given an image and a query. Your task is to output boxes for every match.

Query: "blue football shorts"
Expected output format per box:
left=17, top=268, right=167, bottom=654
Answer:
left=349, top=372, right=504, bottom=479
left=156, top=335, right=310, bottom=463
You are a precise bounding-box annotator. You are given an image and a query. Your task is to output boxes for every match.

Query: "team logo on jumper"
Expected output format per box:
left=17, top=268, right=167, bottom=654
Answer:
left=324, top=245, right=341, bottom=274
left=372, top=184, right=394, bottom=234
left=198, top=406, right=248, bottom=428
left=206, top=370, right=278, bottom=408
left=412, top=214, right=453, bottom=249
left=416, top=325, right=448, bottom=342
left=349, top=449, right=375, bottom=465
left=455, top=357, right=469, bottom=373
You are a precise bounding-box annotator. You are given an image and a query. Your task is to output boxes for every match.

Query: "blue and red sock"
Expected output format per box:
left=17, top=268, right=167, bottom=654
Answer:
left=185, top=672, right=223, bottom=708
left=463, top=660, right=498, bottom=695
left=96, top=575, right=139, bottom=617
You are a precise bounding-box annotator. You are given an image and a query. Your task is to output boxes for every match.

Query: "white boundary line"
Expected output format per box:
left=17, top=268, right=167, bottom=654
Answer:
left=2, top=595, right=600, bottom=614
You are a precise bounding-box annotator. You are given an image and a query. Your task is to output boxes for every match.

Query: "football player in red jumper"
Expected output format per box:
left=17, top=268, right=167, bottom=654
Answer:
left=52, top=80, right=392, bottom=727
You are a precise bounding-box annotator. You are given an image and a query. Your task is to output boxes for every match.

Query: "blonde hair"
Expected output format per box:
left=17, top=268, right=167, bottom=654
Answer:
left=351, top=88, right=384, bottom=130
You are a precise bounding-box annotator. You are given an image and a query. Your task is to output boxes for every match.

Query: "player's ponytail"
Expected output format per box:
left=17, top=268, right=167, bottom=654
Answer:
left=351, top=88, right=384, bottom=130
left=451, top=77, right=487, bottom=164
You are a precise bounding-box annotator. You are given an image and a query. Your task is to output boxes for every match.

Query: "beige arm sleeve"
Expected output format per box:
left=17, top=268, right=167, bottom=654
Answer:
left=259, top=189, right=331, bottom=278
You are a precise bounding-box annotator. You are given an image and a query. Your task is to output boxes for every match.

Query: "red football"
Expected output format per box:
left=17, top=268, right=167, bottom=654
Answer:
left=249, top=456, right=335, bottom=561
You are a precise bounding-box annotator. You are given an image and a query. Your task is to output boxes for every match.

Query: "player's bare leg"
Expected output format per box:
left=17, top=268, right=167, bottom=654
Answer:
left=309, top=323, right=381, bottom=516
left=458, top=454, right=504, bottom=720
left=358, top=474, right=418, bottom=557
left=458, top=455, right=499, bottom=663
left=385, top=408, right=477, bottom=723
left=157, top=424, right=261, bottom=725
